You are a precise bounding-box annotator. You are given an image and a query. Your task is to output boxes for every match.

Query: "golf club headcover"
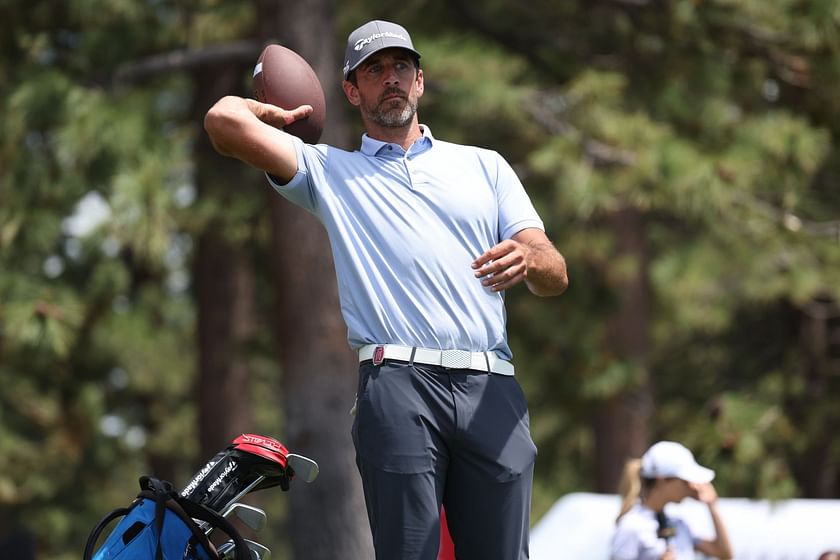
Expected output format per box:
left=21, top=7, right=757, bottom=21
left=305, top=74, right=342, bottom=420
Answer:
left=180, top=434, right=292, bottom=511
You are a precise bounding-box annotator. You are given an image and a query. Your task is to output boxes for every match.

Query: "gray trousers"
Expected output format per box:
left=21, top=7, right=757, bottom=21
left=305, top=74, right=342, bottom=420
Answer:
left=351, top=361, right=536, bottom=560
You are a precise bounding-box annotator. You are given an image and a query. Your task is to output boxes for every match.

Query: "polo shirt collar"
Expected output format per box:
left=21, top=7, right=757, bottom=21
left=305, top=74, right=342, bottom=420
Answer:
left=360, top=125, right=435, bottom=156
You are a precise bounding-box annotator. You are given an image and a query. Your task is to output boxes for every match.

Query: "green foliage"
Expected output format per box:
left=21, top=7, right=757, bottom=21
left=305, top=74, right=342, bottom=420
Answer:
left=0, top=1, right=239, bottom=556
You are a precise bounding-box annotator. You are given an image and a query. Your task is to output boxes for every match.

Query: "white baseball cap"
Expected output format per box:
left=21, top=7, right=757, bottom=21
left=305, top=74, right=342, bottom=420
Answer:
left=640, top=441, right=715, bottom=483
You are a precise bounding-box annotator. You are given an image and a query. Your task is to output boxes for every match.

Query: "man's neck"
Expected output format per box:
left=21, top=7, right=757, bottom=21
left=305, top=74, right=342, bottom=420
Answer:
left=365, top=119, right=423, bottom=151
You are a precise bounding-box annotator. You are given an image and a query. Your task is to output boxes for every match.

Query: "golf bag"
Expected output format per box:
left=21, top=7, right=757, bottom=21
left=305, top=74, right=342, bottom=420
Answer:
left=85, top=433, right=315, bottom=560
left=82, top=476, right=250, bottom=560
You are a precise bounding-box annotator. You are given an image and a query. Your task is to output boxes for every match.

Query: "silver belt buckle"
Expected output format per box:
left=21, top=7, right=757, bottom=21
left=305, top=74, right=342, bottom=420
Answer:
left=440, top=349, right=472, bottom=370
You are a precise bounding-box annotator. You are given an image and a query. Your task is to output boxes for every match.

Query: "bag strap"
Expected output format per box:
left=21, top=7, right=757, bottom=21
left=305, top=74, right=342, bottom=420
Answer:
left=141, top=477, right=172, bottom=560
left=83, top=506, right=133, bottom=560
left=140, top=476, right=251, bottom=560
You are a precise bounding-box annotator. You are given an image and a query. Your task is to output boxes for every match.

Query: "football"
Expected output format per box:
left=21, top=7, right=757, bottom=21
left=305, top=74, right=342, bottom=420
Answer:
left=253, top=44, right=326, bottom=144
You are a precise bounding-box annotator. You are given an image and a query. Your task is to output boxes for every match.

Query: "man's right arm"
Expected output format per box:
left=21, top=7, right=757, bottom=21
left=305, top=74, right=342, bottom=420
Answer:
left=203, top=96, right=313, bottom=183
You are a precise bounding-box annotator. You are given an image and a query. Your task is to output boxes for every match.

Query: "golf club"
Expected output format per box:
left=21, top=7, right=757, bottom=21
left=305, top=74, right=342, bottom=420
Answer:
left=287, top=453, right=319, bottom=483
left=205, top=502, right=267, bottom=540
left=217, top=538, right=271, bottom=560
left=228, top=503, right=267, bottom=532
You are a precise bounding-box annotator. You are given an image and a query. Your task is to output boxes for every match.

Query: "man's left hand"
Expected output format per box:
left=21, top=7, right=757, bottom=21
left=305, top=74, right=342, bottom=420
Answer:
left=473, top=228, right=568, bottom=296
left=472, top=239, right=529, bottom=292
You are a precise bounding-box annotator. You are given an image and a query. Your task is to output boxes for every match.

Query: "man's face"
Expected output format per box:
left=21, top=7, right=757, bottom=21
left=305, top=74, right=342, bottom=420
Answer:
left=345, top=48, right=424, bottom=128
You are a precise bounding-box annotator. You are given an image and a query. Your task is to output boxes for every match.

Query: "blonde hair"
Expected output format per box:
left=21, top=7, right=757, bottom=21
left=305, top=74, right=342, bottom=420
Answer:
left=616, top=458, right=643, bottom=522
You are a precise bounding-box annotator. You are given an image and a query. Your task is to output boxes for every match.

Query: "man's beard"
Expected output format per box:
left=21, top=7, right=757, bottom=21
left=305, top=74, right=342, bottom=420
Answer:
left=363, top=90, right=418, bottom=128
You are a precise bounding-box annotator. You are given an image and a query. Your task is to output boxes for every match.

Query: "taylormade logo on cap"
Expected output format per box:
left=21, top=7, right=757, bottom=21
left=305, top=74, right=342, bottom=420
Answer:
left=354, top=31, right=409, bottom=51
left=343, top=20, right=421, bottom=79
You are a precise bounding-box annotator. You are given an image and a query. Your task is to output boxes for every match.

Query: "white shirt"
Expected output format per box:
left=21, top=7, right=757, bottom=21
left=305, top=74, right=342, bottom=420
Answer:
left=611, top=503, right=698, bottom=560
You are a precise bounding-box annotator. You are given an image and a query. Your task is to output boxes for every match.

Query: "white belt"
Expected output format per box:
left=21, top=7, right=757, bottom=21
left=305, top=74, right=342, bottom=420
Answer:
left=358, top=344, right=515, bottom=376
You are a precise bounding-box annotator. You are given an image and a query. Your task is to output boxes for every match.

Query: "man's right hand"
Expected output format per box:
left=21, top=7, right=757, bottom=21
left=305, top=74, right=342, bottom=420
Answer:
left=249, top=99, right=313, bottom=130
left=204, top=96, right=308, bottom=183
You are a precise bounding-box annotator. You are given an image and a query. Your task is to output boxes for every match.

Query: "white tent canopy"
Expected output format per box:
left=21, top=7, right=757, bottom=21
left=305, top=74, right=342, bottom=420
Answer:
left=530, top=492, right=840, bottom=560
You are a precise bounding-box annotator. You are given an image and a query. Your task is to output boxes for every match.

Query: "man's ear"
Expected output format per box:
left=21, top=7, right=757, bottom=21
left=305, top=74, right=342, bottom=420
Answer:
left=416, top=68, right=424, bottom=97
left=342, top=80, right=361, bottom=107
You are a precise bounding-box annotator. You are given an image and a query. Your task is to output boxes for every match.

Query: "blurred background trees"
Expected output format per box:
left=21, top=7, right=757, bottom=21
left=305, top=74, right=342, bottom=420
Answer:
left=0, top=0, right=838, bottom=558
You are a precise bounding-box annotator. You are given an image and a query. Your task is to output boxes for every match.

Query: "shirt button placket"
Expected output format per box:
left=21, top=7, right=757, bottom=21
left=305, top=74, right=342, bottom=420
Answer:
left=404, top=155, right=415, bottom=189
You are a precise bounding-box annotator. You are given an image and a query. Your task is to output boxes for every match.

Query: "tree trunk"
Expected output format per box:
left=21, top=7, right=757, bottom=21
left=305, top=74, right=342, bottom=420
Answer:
left=593, top=207, right=654, bottom=493
left=269, top=200, right=372, bottom=558
left=258, top=0, right=373, bottom=558
left=192, top=63, right=257, bottom=460
left=791, top=298, right=840, bottom=497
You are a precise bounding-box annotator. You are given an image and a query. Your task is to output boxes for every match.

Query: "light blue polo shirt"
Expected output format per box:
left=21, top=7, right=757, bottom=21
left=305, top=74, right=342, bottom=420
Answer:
left=266, top=126, right=544, bottom=360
